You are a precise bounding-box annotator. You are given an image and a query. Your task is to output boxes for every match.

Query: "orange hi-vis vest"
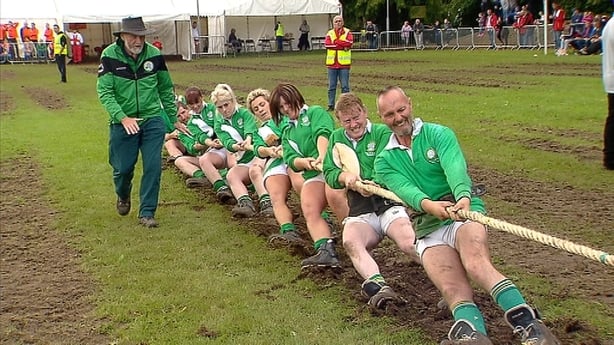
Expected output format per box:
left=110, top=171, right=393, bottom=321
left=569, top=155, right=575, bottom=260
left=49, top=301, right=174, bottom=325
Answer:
left=326, top=28, right=351, bottom=66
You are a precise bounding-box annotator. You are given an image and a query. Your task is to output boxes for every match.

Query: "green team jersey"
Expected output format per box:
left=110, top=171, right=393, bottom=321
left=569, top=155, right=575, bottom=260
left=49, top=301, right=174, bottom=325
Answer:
left=214, top=106, right=257, bottom=164
left=181, top=111, right=215, bottom=156
left=198, top=102, right=217, bottom=129
left=253, top=117, right=289, bottom=173
left=374, top=118, right=485, bottom=238
left=323, top=121, right=391, bottom=189
left=282, top=105, right=334, bottom=180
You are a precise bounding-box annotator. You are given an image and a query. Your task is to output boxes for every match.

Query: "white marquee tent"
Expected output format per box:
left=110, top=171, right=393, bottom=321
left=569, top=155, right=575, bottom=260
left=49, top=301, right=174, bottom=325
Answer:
left=1, top=0, right=341, bottom=61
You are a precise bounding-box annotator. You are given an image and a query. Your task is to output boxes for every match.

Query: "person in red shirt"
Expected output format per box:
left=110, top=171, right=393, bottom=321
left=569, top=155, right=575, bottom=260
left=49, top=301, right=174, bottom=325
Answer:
left=324, top=15, right=353, bottom=111
left=29, top=23, right=39, bottom=42
left=44, top=23, right=54, bottom=59
left=552, top=1, right=566, bottom=54
left=152, top=36, right=163, bottom=51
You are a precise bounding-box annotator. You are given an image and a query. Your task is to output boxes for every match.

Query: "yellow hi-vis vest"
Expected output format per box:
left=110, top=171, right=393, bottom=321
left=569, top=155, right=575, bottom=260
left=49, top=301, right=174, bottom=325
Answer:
left=275, top=23, right=284, bottom=37
left=54, top=32, right=67, bottom=55
left=326, top=28, right=351, bottom=66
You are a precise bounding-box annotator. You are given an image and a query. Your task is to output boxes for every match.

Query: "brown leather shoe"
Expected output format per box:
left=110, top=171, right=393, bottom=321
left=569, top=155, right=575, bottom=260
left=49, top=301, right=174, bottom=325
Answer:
left=116, top=198, right=130, bottom=216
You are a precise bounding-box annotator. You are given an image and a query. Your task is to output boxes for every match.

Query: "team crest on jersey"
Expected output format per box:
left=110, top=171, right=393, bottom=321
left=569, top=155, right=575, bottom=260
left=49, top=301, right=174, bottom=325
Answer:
left=144, top=61, right=154, bottom=72
left=426, top=147, right=439, bottom=163
left=237, top=118, right=244, bottom=128
left=365, top=141, right=376, bottom=156
left=206, top=111, right=214, bottom=119
left=300, top=115, right=310, bottom=126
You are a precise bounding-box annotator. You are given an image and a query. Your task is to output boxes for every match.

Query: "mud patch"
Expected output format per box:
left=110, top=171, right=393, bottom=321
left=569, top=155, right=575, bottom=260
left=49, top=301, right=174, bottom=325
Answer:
left=0, top=156, right=110, bottom=345
left=0, top=90, right=15, bottom=114
left=27, top=87, right=68, bottom=110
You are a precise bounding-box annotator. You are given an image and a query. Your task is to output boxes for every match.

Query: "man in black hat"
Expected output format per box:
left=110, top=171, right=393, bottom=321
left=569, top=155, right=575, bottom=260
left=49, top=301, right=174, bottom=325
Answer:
left=97, top=16, right=189, bottom=228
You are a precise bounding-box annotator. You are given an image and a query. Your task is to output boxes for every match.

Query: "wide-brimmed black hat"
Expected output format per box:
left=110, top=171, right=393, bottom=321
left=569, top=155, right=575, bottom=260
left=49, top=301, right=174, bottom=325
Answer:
left=113, top=16, right=155, bottom=36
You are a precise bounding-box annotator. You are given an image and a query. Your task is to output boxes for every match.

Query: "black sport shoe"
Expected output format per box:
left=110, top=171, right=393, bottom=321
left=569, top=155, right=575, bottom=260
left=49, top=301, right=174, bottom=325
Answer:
left=116, top=198, right=130, bottom=216
left=361, top=281, right=399, bottom=309
left=268, top=230, right=304, bottom=246
left=327, top=105, right=334, bottom=111
left=504, top=304, right=561, bottom=345
left=138, top=216, right=158, bottom=228
left=186, top=177, right=211, bottom=189
left=300, top=239, right=340, bottom=269
left=232, top=198, right=257, bottom=218
left=259, top=198, right=274, bottom=216
left=216, top=186, right=235, bottom=204
left=440, top=319, right=493, bottom=345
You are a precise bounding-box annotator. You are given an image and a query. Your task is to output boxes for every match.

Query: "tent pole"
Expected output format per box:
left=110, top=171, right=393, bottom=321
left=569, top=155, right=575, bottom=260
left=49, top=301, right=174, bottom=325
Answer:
left=543, top=0, right=548, bottom=55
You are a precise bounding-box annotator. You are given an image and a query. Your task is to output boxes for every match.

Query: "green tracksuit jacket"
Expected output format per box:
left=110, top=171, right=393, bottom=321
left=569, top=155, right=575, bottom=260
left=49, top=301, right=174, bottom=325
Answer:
left=97, top=39, right=177, bottom=125
left=214, top=107, right=257, bottom=164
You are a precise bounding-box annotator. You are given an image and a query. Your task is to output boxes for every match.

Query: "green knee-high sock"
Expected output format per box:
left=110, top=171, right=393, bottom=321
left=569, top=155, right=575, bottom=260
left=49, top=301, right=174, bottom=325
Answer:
left=238, top=194, right=251, bottom=203
left=213, top=180, right=227, bottom=192
left=259, top=193, right=270, bottom=202
left=314, top=238, right=330, bottom=250
left=491, top=279, right=526, bottom=312
left=452, top=301, right=487, bottom=335
left=280, top=223, right=296, bottom=234
left=367, top=273, right=386, bottom=285
left=321, top=211, right=330, bottom=220
left=193, top=170, right=205, bottom=178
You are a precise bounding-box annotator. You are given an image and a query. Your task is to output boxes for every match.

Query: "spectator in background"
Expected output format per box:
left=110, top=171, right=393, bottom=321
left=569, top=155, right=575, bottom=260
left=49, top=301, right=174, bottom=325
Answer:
left=191, top=21, right=200, bottom=53
left=274, top=21, right=284, bottom=52
left=324, top=15, right=353, bottom=111
left=20, top=21, right=29, bottom=43
left=602, top=14, right=614, bottom=170
left=152, top=36, right=163, bottom=51
left=70, top=29, right=84, bottom=64
left=578, top=16, right=604, bottom=55
left=44, top=23, right=54, bottom=59
left=570, top=8, right=584, bottom=36
left=365, top=20, right=377, bottom=49
left=486, top=8, right=499, bottom=49
left=29, top=23, right=39, bottom=42
left=414, top=18, right=424, bottom=49
left=401, top=20, right=413, bottom=47
left=228, top=28, right=241, bottom=53
left=22, top=37, right=35, bottom=61
left=298, top=19, right=310, bottom=51
left=6, top=21, right=19, bottom=58
left=433, top=20, right=442, bottom=48
left=552, top=1, right=566, bottom=55
left=0, top=38, right=13, bottom=63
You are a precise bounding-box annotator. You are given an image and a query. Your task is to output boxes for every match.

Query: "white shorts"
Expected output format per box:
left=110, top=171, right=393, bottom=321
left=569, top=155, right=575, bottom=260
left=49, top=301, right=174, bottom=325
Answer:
left=236, top=155, right=258, bottom=168
left=343, top=206, right=409, bottom=239
left=303, top=173, right=325, bottom=186
left=415, top=220, right=472, bottom=259
left=205, top=147, right=227, bottom=160
left=263, top=163, right=289, bottom=182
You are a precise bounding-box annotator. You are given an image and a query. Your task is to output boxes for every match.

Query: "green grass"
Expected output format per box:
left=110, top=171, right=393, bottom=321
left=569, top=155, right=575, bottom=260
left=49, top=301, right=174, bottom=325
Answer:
left=1, top=49, right=611, bottom=344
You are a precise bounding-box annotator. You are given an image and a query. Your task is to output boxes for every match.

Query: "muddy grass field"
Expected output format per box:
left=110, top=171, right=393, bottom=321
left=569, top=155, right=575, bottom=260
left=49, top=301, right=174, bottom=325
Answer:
left=1, top=56, right=613, bottom=345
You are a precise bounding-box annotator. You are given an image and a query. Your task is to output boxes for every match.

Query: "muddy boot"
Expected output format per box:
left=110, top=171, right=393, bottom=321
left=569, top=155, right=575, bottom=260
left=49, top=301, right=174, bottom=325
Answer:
left=300, top=239, right=340, bottom=269
left=186, top=177, right=211, bottom=189
left=361, top=280, right=399, bottom=309
left=232, top=198, right=257, bottom=218
left=504, top=304, right=561, bottom=345
left=216, top=186, right=235, bottom=205
left=259, top=198, right=274, bottom=216
left=268, top=230, right=304, bottom=246
left=440, top=319, right=493, bottom=345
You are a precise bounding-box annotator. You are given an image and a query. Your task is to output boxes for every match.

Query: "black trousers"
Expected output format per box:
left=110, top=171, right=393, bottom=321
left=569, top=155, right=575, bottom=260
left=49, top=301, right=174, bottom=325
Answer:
left=605, top=93, right=614, bottom=169
left=56, top=54, right=66, bottom=82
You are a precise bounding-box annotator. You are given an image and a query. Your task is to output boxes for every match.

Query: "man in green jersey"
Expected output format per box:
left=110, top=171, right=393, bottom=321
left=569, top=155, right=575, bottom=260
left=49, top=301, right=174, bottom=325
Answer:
left=374, top=86, right=560, bottom=345
left=323, top=93, right=417, bottom=310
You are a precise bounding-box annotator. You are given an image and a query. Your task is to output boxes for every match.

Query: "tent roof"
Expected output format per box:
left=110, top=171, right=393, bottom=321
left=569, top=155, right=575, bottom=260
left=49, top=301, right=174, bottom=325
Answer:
left=200, top=0, right=340, bottom=16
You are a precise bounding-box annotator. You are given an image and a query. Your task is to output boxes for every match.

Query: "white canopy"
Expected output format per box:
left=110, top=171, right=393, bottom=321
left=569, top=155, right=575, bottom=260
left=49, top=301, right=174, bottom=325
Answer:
left=1, top=0, right=341, bottom=60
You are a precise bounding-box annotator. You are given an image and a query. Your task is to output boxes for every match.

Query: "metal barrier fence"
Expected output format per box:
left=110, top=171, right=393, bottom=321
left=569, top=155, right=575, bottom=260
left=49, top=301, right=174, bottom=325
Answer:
left=350, top=24, right=557, bottom=52
left=0, top=42, right=53, bottom=64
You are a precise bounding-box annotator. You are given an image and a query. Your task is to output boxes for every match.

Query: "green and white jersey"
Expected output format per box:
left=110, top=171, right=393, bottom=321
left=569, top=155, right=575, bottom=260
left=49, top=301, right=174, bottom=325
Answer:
left=374, top=118, right=485, bottom=238
left=282, top=105, right=334, bottom=180
left=181, top=111, right=215, bottom=156
left=253, top=117, right=289, bottom=173
left=198, top=101, right=217, bottom=129
left=214, top=106, right=257, bottom=164
left=323, top=121, right=391, bottom=189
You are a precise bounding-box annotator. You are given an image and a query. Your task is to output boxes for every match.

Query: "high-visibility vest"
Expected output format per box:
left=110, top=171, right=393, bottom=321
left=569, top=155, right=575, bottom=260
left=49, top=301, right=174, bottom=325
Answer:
left=326, top=28, right=351, bottom=66
left=54, top=32, right=67, bottom=55
left=275, top=23, right=284, bottom=37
